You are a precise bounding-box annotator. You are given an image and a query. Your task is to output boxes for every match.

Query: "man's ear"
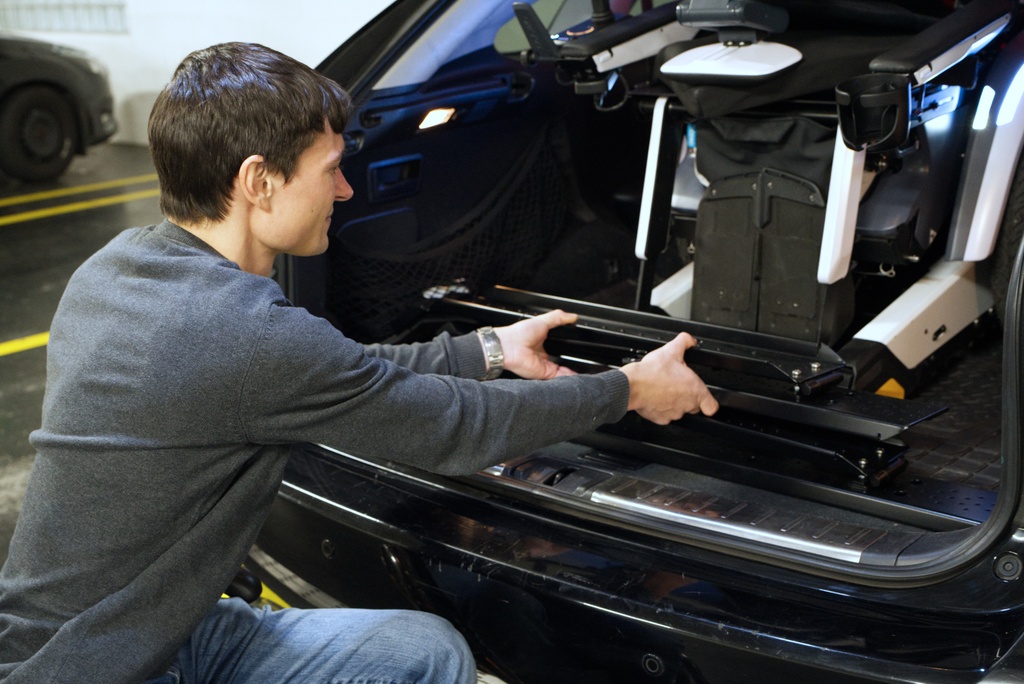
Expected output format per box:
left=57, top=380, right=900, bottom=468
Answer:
left=238, top=154, right=274, bottom=208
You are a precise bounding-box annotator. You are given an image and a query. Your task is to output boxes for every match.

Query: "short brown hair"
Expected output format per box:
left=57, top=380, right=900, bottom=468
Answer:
left=148, top=42, right=351, bottom=223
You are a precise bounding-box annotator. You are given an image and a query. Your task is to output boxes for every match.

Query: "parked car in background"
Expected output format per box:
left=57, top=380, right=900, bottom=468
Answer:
left=252, top=0, right=1024, bottom=681
left=0, top=34, right=116, bottom=181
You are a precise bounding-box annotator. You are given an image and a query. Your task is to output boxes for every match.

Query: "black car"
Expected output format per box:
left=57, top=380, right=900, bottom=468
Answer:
left=253, top=0, right=1024, bottom=681
left=0, top=35, right=116, bottom=181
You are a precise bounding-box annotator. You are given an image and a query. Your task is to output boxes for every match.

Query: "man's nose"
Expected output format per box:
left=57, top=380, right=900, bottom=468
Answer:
left=335, top=168, right=354, bottom=201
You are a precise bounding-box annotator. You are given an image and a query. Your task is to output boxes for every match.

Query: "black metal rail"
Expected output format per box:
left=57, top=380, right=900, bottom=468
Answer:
left=430, top=286, right=948, bottom=489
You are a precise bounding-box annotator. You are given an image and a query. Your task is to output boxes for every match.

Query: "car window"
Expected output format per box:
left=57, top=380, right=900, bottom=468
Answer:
left=373, top=0, right=517, bottom=91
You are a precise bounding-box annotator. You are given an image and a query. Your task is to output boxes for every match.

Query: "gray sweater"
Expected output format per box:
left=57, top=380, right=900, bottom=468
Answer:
left=0, top=220, right=630, bottom=683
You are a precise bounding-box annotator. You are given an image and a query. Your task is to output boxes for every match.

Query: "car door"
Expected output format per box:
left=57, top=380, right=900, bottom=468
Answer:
left=281, top=0, right=600, bottom=342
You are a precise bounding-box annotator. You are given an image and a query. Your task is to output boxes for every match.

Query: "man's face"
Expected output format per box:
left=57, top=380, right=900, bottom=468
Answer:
left=258, top=124, right=352, bottom=258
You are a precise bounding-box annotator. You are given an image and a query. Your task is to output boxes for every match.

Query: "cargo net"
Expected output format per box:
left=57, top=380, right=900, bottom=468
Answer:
left=325, top=130, right=568, bottom=342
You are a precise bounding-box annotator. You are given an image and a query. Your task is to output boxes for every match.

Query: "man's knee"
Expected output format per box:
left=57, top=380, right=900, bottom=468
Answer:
left=388, top=611, right=476, bottom=683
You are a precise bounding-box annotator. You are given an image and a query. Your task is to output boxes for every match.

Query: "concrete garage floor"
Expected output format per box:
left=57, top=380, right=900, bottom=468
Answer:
left=0, top=142, right=164, bottom=566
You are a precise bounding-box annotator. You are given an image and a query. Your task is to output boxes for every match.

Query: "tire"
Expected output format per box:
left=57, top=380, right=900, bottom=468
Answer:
left=990, top=148, right=1024, bottom=324
left=0, top=85, right=79, bottom=181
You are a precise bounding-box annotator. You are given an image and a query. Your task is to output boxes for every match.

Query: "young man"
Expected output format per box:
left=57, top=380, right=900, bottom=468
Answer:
left=0, top=42, right=718, bottom=683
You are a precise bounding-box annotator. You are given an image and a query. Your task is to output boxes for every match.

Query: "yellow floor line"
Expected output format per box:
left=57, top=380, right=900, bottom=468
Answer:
left=0, top=332, right=49, bottom=357
left=259, top=584, right=291, bottom=609
left=0, top=188, right=160, bottom=227
left=0, top=174, right=159, bottom=208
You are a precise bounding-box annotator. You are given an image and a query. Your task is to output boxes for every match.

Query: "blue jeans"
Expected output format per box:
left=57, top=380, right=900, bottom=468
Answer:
left=146, top=598, right=477, bottom=684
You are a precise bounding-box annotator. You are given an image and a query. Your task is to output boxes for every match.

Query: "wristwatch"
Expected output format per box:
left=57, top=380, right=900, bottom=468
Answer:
left=476, top=326, right=505, bottom=380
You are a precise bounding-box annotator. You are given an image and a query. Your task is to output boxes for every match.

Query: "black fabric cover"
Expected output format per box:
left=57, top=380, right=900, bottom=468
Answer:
left=695, top=115, right=835, bottom=192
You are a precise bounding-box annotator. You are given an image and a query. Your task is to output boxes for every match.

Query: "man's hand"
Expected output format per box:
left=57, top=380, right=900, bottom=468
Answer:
left=620, top=332, right=718, bottom=424
left=494, top=309, right=579, bottom=380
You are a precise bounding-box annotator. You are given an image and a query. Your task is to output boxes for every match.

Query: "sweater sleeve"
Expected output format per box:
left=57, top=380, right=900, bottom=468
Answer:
left=362, top=331, right=486, bottom=379
left=239, top=302, right=629, bottom=475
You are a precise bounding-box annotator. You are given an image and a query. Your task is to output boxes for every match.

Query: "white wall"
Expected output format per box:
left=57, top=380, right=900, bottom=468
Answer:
left=9, top=0, right=395, bottom=144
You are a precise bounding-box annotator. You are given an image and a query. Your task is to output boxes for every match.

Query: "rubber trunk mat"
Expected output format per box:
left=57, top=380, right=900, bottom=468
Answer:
left=902, top=333, right=1003, bottom=491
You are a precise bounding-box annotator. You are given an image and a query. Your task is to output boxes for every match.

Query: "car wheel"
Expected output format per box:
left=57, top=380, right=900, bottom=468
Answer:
left=0, top=85, right=79, bottom=181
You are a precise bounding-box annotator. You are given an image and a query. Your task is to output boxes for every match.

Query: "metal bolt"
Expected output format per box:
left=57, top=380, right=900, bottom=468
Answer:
left=641, top=653, right=665, bottom=676
left=996, top=553, right=1023, bottom=581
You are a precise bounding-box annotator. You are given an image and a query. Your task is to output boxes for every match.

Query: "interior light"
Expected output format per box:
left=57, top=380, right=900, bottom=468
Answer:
left=418, top=107, right=456, bottom=130
left=997, top=64, right=1024, bottom=127
left=973, top=85, right=996, bottom=130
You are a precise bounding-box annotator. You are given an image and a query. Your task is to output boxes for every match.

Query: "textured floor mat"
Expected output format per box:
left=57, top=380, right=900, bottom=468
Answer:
left=902, top=333, right=1003, bottom=491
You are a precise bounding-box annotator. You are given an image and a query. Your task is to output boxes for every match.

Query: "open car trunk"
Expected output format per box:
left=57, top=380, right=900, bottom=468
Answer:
left=258, top=0, right=1024, bottom=681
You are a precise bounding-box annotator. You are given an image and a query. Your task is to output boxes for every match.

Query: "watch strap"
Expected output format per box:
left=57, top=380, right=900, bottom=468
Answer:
left=476, top=326, right=504, bottom=380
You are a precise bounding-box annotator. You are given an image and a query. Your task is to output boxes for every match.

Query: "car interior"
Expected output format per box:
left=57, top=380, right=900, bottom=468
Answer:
left=294, top=0, right=1023, bottom=580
